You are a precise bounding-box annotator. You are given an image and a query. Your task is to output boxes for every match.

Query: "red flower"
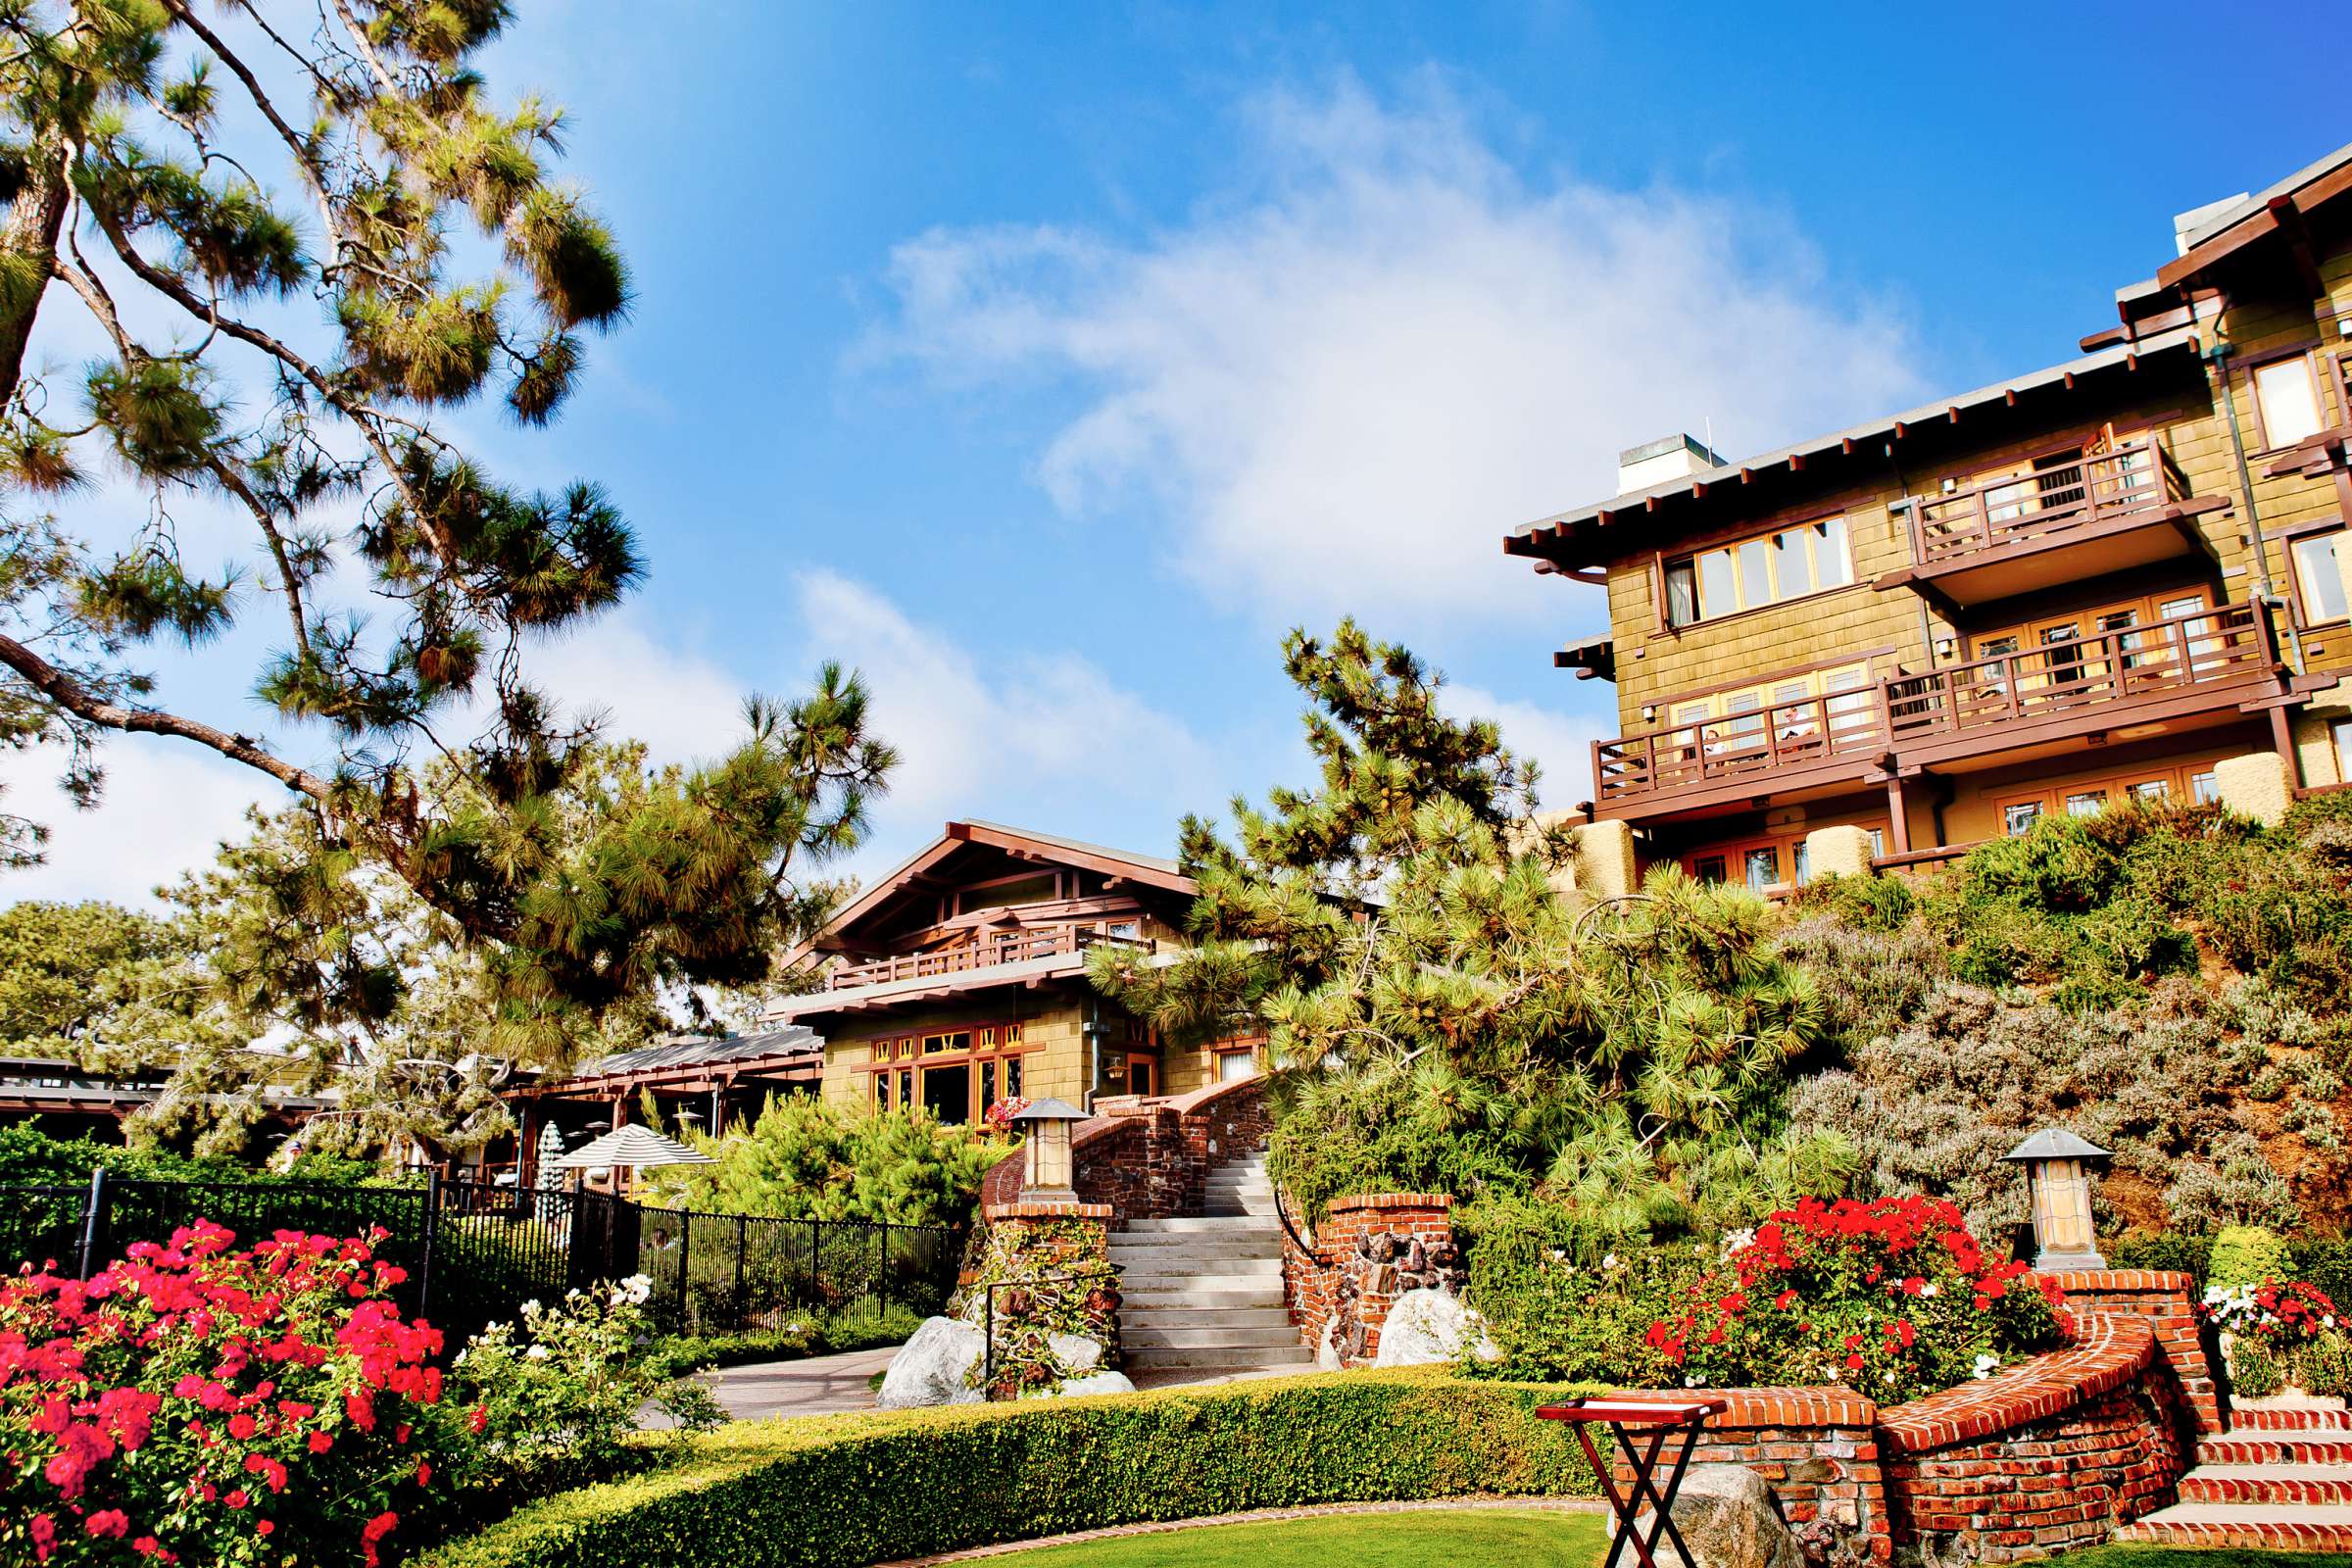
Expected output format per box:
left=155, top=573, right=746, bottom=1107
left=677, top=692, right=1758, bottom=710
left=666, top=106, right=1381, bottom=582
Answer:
left=85, top=1510, right=130, bottom=1540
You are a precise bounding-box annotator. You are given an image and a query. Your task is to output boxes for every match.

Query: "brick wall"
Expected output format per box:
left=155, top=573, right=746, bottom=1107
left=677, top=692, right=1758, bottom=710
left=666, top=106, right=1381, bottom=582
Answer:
left=1280, top=1194, right=1460, bottom=1365
left=1592, top=1304, right=2195, bottom=1565
left=2046, top=1267, right=2223, bottom=1433
left=979, top=1075, right=1273, bottom=1222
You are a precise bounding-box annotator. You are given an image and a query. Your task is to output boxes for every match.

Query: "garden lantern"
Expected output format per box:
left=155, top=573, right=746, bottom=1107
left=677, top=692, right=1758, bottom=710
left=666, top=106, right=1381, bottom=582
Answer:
left=2002, top=1128, right=2111, bottom=1270
left=1010, top=1098, right=1087, bottom=1200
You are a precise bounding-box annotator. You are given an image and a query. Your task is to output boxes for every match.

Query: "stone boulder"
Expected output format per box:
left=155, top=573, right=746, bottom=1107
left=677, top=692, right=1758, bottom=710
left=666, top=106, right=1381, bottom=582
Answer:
left=1633, top=1464, right=1804, bottom=1568
left=875, top=1316, right=986, bottom=1409
left=1049, top=1332, right=1106, bottom=1375
left=1371, top=1288, right=1499, bottom=1367
left=1047, top=1369, right=1137, bottom=1398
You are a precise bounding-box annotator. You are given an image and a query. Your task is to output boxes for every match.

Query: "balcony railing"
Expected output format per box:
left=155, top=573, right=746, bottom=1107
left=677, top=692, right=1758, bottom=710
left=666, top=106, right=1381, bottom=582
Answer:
left=1886, top=598, right=2269, bottom=739
left=1593, top=600, right=2276, bottom=806
left=826, top=926, right=1152, bottom=991
left=1593, top=688, right=1886, bottom=803
left=1905, top=437, right=2185, bottom=566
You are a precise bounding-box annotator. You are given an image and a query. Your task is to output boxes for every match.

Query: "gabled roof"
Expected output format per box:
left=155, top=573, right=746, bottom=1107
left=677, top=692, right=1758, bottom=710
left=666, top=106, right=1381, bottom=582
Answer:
left=569, top=1027, right=818, bottom=1081
left=811, top=819, right=1195, bottom=951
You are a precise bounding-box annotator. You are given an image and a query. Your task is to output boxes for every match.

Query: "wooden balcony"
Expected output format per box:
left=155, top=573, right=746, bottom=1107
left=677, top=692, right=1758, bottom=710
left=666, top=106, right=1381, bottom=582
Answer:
left=1592, top=600, right=2283, bottom=817
left=826, top=926, right=1152, bottom=991
left=1873, top=437, right=2226, bottom=609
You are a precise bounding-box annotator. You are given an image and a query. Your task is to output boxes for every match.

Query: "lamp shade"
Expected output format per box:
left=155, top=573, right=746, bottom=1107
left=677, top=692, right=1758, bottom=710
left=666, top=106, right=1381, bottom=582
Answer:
left=2002, top=1127, right=2110, bottom=1270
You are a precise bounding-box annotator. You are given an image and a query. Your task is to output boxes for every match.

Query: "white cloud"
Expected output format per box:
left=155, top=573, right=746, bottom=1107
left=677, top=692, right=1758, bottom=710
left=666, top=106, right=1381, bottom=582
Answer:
left=1444, top=681, right=1609, bottom=810
left=522, top=612, right=752, bottom=769
left=0, top=742, right=278, bottom=908
left=789, top=569, right=1218, bottom=867
left=869, top=74, right=1925, bottom=626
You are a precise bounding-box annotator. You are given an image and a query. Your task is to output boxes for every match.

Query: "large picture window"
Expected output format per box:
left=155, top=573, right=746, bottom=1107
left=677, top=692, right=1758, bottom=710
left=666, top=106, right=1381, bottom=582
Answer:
left=858, top=1020, right=1032, bottom=1124
left=2253, top=354, right=2328, bottom=450
left=1663, top=516, right=1851, bottom=628
left=2293, top=530, right=2351, bottom=624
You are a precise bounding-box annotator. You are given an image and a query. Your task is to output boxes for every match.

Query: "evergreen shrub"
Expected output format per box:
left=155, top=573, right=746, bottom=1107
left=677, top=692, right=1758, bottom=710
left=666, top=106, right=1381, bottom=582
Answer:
left=420, top=1371, right=1601, bottom=1568
left=2209, top=1226, right=2294, bottom=1290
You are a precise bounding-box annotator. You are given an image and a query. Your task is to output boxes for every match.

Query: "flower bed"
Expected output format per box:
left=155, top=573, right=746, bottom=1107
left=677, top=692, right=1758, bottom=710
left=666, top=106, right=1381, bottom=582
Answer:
left=1648, top=1196, right=2072, bottom=1402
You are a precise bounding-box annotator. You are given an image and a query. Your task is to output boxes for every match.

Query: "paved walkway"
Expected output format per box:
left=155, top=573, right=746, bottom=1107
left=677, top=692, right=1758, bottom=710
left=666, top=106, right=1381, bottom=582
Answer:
left=698, top=1346, right=900, bottom=1421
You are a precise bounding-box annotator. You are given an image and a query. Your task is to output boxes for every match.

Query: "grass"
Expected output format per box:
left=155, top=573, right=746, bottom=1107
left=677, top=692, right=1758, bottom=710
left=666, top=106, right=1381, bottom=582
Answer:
left=994, top=1509, right=1604, bottom=1565
left=986, top=1512, right=2345, bottom=1568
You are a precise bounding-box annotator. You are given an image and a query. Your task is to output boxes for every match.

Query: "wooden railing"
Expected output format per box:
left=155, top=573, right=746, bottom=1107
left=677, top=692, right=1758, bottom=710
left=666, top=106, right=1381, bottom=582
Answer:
left=1885, top=599, right=2267, bottom=738
left=1593, top=687, right=1886, bottom=802
left=826, top=926, right=1152, bottom=991
left=1593, top=600, right=2274, bottom=805
left=1904, top=437, right=2183, bottom=566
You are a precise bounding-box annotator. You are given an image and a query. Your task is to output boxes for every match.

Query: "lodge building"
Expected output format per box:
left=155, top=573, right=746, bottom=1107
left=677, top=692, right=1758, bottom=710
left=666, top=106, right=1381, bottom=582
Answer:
left=763, top=820, right=1254, bottom=1121
left=1507, top=142, right=2352, bottom=887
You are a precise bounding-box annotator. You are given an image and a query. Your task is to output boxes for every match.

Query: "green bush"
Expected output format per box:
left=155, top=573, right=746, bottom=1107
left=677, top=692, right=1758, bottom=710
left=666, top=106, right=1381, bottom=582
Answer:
left=1457, top=1196, right=1700, bottom=1384
left=2289, top=1239, right=2352, bottom=1316
left=420, top=1370, right=1601, bottom=1568
left=2298, top=1332, right=2352, bottom=1397
left=2210, top=1225, right=2294, bottom=1289
left=642, top=1098, right=1012, bottom=1227
left=2109, top=1230, right=2215, bottom=1289
left=2228, top=1337, right=2283, bottom=1398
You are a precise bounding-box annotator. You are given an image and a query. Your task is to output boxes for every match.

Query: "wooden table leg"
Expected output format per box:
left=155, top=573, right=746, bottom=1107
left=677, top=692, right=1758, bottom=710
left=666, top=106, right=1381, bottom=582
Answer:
left=1613, top=1418, right=1704, bottom=1568
left=1568, top=1420, right=1654, bottom=1568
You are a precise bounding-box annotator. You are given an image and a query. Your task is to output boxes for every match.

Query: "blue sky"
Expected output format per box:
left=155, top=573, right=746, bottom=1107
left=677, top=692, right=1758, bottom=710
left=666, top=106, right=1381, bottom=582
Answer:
left=8, top=0, right=2344, bottom=905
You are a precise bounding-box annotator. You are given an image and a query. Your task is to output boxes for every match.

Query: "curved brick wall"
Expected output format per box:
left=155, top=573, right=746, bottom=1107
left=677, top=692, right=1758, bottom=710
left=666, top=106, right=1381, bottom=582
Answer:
left=980, top=1075, right=1273, bottom=1221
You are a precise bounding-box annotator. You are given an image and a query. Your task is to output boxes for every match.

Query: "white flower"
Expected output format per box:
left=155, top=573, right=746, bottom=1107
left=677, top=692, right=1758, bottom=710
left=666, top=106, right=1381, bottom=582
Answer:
left=525, top=1345, right=551, bottom=1361
left=1602, top=1252, right=1622, bottom=1272
left=519, top=1299, right=541, bottom=1316
left=1920, top=1284, right=1939, bottom=1298
left=1719, top=1229, right=1756, bottom=1260
left=1972, top=1352, right=1999, bottom=1381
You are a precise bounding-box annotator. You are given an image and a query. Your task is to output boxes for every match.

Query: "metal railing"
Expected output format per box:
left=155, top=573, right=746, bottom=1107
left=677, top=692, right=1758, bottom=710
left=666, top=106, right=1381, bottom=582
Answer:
left=0, top=1169, right=961, bottom=1341
left=1593, top=600, right=2275, bottom=804
left=1904, top=437, right=2183, bottom=565
left=828, top=926, right=1153, bottom=991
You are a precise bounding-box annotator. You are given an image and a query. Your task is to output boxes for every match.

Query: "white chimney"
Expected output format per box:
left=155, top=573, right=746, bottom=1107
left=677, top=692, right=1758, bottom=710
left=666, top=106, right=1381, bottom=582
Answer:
left=1617, top=433, right=1724, bottom=497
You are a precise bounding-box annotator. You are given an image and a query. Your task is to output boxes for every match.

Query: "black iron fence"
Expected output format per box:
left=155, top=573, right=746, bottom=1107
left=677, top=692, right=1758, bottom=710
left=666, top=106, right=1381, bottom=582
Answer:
left=0, top=1170, right=960, bottom=1343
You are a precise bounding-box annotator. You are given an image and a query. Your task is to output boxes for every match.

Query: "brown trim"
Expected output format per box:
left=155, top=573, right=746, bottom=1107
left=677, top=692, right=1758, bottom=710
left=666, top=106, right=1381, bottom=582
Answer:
left=2277, top=517, right=2351, bottom=632
left=1648, top=580, right=1868, bottom=644
left=1659, top=496, right=1875, bottom=563
left=1873, top=498, right=2225, bottom=608
left=945, top=821, right=1195, bottom=894
left=1638, top=646, right=1898, bottom=716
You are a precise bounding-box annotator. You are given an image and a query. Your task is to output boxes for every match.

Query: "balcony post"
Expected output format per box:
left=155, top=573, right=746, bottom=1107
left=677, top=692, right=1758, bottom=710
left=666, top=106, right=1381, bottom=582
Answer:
left=1885, top=776, right=1913, bottom=857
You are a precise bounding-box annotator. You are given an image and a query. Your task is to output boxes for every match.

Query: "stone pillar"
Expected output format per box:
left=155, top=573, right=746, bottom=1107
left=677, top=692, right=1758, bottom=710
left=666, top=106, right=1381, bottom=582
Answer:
left=1804, top=823, right=1877, bottom=881
left=1567, top=818, right=1637, bottom=902
left=2215, top=750, right=2292, bottom=826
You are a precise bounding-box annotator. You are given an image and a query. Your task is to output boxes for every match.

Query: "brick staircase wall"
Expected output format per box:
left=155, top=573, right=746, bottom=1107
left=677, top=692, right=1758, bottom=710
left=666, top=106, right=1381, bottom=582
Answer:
left=1279, top=1193, right=1461, bottom=1365
left=979, top=1075, right=1274, bottom=1221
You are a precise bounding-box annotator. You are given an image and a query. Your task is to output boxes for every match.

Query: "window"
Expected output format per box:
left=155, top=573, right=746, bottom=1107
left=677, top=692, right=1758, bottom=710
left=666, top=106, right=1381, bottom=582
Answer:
left=2004, top=801, right=2043, bottom=836
left=2190, top=770, right=2219, bottom=805
left=1664, top=517, right=1854, bottom=626
left=1866, top=827, right=1886, bottom=858
left=1693, top=855, right=1727, bottom=885
left=1791, top=839, right=1811, bottom=887
left=2065, top=790, right=2107, bottom=817
left=2130, top=779, right=2170, bottom=803
left=2335, top=719, right=2352, bottom=785
left=2254, top=355, right=2327, bottom=449
left=1741, top=846, right=1781, bottom=891
left=2294, top=532, right=2351, bottom=624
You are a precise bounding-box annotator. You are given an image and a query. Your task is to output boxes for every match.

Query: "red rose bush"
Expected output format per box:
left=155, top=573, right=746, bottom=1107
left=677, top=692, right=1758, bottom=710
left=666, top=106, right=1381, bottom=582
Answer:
left=1, top=1222, right=452, bottom=1567
left=1645, top=1195, right=2073, bottom=1402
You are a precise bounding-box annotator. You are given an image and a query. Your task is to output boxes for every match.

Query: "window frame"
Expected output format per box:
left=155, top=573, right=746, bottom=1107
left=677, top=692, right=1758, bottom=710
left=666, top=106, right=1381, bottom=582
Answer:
left=2281, top=516, right=2352, bottom=630
left=2245, top=345, right=2333, bottom=455
left=856, top=1016, right=1034, bottom=1123
left=1657, top=512, right=1858, bottom=630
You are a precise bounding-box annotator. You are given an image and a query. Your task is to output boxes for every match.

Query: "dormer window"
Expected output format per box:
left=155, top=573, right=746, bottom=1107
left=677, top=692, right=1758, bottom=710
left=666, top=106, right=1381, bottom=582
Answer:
left=1663, top=516, right=1852, bottom=628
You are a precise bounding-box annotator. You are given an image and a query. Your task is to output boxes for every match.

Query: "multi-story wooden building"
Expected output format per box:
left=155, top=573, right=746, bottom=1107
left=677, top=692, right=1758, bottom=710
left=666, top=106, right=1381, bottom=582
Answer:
left=766, top=820, right=1252, bottom=1118
left=1507, top=143, right=2352, bottom=887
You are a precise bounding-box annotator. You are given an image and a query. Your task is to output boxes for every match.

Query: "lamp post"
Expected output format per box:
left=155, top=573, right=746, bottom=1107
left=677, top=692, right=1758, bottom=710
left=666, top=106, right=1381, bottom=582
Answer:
left=2002, top=1128, right=2112, bottom=1270
left=1008, top=1098, right=1087, bottom=1202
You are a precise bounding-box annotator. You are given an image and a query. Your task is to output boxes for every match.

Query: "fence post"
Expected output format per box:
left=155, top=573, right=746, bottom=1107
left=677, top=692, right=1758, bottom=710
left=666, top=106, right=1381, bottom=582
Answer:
left=416, top=1170, right=441, bottom=1322
left=809, top=1216, right=821, bottom=1307
left=675, top=1209, right=693, bottom=1332
left=877, top=1219, right=889, bottom=1313
left=76, top=1166, right=110, bottom=1281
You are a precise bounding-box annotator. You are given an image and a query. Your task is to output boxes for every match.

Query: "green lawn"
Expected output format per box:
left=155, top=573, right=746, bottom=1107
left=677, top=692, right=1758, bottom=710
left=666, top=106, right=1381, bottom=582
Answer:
left=992, top=1511, right=2341, bottom=1568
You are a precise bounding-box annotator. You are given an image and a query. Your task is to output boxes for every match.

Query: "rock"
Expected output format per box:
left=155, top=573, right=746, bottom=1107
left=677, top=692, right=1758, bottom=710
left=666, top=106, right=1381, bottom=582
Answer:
left=1316, top=1322, right=1342, bottom=1371
left=1372, top=1288, right=1500, bottom=1367
left=1634, top=1464, right=1804, bottom=1568
left=876, top=1316, right=986, bottom=1409
left=1048, top=1332, right=1106, bottom=1374
left=1048, top=1370, right=1136, bottom=1398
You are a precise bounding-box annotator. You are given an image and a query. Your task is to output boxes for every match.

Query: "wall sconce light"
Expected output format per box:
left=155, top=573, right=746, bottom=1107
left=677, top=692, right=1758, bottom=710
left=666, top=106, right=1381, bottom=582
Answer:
left=2003, top=1128, right=2111, bottom=1270
left=1935, top=638, right=1955, bottom=660
left=1641, top=705, right=1657, bottom=723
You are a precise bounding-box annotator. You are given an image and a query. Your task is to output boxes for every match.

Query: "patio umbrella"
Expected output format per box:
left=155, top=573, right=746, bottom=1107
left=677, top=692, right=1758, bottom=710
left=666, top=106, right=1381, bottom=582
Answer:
left=554, top=1123, right=716, bottom=1171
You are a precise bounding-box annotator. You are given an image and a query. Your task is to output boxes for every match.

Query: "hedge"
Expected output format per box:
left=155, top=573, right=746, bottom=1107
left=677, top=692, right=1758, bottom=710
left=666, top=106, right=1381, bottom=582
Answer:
left=420, top=1368, right=1602, bottom=1568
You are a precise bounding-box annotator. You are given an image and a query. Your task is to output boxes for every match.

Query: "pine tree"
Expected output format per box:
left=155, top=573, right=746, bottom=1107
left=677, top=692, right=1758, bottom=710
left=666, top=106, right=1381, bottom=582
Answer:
left=0, top=5, right=895, bottom=1027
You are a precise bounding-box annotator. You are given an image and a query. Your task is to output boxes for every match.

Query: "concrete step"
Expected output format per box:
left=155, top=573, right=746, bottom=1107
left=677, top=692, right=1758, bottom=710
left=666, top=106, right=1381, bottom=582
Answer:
left=2232, top=1404, right=2352, bottom=1431
left=1118, top=1271, right=1284, bottom=1294
left=1108, top=1241, right=1282, bottom=1262
left=1121, top=1216, right=1280, bottom=1235
left=1123, top=1344, right=1315, bottom=1370
left=2182, top=1463, right=2352, bottom=1506
left=1120, top=1288, right=1286, bottom=1310
left=2199, top=1434, right=2352, bottom=1466
left=1122, top=1324, right=1302, bottom=1349
left=2115, top=1500, right=2352, bottom=1552
left=1121, top=1307, right=1295, bottom=1331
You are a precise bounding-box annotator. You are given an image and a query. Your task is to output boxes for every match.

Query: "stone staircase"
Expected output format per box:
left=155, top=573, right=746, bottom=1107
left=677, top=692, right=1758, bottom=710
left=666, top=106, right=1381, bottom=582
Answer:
left=1108, top=1152, right=1312, bottom=1376
left=2115, top=1402, right=2352, bottom=1551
